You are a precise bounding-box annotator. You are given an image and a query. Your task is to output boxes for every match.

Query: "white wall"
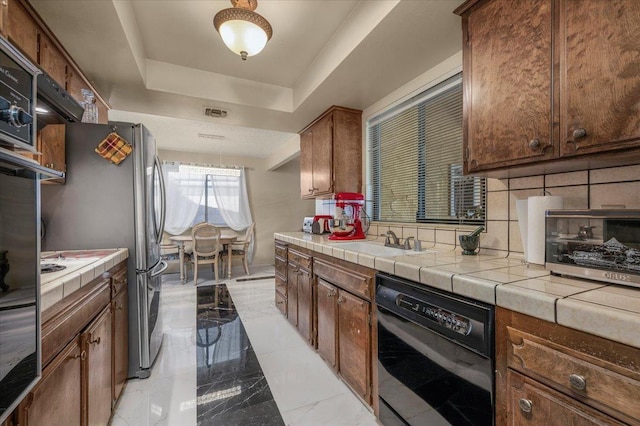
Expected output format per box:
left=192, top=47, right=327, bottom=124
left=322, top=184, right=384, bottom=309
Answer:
left=158, top=149, right=315, bottom=266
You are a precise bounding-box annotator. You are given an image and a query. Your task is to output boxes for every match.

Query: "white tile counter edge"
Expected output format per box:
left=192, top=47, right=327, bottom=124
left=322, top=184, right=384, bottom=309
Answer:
left=41, top=248, right=129, bottom=312
left=275, top=232, right=640, bottom=350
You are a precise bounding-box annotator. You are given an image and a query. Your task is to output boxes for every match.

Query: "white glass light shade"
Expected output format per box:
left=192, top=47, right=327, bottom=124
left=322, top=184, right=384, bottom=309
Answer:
left=219, top=19, right=268, bottom=57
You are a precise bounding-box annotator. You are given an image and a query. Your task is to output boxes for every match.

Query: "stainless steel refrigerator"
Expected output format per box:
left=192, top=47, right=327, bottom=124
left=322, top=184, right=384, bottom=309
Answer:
left=40, top=122, right=167, bottom=379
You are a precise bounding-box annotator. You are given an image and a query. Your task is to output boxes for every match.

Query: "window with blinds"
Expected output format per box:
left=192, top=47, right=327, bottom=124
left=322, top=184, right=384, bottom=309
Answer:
left=367, top=73, right=486, bottom=225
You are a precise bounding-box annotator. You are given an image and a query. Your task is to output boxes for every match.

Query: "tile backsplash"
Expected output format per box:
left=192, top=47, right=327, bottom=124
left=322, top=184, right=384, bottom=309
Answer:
left=362, top=164, right=640, bottom=258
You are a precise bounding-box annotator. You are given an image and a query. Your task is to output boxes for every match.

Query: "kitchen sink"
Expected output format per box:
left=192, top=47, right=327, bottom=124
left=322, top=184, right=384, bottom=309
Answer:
left=332, top=241, right=429, bottom=257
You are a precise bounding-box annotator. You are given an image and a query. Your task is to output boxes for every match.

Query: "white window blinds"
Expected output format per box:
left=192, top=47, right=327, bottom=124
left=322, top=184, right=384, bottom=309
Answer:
left=367, top=73, right=486, bottom=225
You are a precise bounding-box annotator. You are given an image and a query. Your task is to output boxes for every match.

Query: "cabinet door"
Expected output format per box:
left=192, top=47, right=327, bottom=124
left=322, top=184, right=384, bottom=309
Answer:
left=316, top=279, right=337, bottom=368
left=96, top=98, right=108, bottom=124
left=17, top=338, right=82, bottom=426
left=6, top=0, right=38, bottom=61
left=311, top=114, right=333, bottom=196
left=286, top=264, right=298, bottom=327
left=464, top=0, right=555, bottom=173
left=337, top=290, right=370, bottom=402
left=112, top=288, right=128, bottom=404
left=332, top=109, right=362, bottom=194
left=83, top=306, right=113, bottom=426
left=66, top=67, right=88, bottom=104
left=38, top=124, right=65, bottom=173
left=300, top=129, right=314, bottom=198
left=560, top=0, right=640, bottom=157
left=507, top=370, right=624, bottom=425
left=38, top=33, right=67, bottom=87
left=296, top=268, right=313, bottom=344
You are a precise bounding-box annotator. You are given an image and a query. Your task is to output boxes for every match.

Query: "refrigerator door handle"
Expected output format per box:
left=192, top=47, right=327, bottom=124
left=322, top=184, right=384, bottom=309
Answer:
left=154, top=155, right=167, bottom=243
left=151, top=260, right=168, bottom=278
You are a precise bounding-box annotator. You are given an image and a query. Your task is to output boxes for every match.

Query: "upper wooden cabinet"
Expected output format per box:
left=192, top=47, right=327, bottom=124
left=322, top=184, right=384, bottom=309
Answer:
left=455, top=0, right=640, bottom=177
left=38, top=124, right=65, bottom=178
left=299, top=106, right=362, bottom=199
left=38, top=32, right=66, bottom=87
left=5, top=0, right=110, bottom=123
left=6, top=0, right=38, bottom=61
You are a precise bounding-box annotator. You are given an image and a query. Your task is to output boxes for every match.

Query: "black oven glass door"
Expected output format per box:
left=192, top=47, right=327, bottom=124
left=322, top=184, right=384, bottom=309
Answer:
left=0, top=152, right=42, bottom=422
left=0, top=304, right=37, bottom=414
left=378, top=306, right=493, bottom=426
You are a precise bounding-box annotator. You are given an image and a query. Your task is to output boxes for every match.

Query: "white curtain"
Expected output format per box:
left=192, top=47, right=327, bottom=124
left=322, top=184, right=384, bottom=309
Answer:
left=162, top=163, right=205, bottom=235
left=210, top=169, right=255, bottom=261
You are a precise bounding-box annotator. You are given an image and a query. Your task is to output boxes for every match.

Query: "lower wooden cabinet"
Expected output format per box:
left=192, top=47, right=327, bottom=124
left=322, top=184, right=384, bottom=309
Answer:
left=314, top=258, right=373, bottom=404
left=506, top=370, right=623, bottom=425
left=316, top=279, right=337, bottom=368
left=112, top=287, right=128, bottom=404
left=16, top=337, right=83, bottom=426
left=496, top=307, right=640, bottom=425
left=9, top=260, right=129, bottom=425
left=286, top=263, right=298, bottom=327
left=274, top=242, right=375, bottom=406
left=83, top=306, right=113, bottom=426
left=296, top=267, right=313, bottom=344
left=337, top=289, right=370, bottom=402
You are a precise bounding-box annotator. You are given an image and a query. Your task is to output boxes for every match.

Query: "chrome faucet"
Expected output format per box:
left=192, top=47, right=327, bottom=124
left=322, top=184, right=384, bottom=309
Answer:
left=385, top=230, right=400, bottom=246
left=403, top=236, right=414, bottom=250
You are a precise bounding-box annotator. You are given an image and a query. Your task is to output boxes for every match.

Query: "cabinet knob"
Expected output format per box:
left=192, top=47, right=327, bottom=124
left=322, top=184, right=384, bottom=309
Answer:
left=529, top=139, right=540, bottom=149
left=72, top=350, right=87, bottom=361
left=116, top=303, right=124, bottom=311
left=308, top=188, right=314, bottom=193
left=337, top=296, right=345, bottom=305
left=276, top=301, right=284, bottom=305
left=89, top=336, right=101, bottom=346
left=569, top=373, right=586, bottom=390
left=572, top=128, right=587, bottom=140
left=518, top=398, right=533, bottom=413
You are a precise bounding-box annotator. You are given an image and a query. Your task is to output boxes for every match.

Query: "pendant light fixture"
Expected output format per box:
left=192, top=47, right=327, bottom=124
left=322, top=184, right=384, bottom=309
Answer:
left=213, top=0, right=273, bottom=61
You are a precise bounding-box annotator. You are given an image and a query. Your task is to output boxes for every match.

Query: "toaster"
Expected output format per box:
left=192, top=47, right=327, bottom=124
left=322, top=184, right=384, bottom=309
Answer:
left=302, top=217, right=314, bottom=233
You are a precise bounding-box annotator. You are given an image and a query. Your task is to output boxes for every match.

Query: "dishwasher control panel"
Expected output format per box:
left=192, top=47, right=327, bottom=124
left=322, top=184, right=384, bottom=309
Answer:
left=397, top=294, right=471, bottom=335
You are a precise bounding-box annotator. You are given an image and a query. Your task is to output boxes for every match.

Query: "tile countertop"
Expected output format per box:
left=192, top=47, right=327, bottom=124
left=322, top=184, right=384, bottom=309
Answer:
left=275, top=232, right=640, bottom=350
left=40, top=248, right=129, bottom=312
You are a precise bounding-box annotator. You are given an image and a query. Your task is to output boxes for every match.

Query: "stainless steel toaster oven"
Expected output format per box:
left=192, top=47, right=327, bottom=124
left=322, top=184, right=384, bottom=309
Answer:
left=545, top=209, right=640, bottom=288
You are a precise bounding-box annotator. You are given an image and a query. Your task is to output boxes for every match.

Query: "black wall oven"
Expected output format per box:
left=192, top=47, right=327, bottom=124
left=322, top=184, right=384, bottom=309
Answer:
left=0, top=37, right=61, bottom=423
left=376, top=273, right=495, bottom=426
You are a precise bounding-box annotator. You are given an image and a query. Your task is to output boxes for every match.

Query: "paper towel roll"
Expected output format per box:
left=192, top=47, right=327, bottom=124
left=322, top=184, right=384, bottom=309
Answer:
left=526, top=195, right=564, bottom=265
left=516, top=200, right=529, bottom=262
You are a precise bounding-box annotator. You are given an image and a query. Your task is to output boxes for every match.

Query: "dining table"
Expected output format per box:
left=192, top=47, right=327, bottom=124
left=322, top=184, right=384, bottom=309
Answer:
left=169, top=229, right=238, bottom=283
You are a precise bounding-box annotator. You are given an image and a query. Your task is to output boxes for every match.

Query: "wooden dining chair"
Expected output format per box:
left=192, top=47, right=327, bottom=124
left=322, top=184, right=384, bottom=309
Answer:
left=222, top=222, right=255, bottom=276
left=190, top=222, right=223, bottom=285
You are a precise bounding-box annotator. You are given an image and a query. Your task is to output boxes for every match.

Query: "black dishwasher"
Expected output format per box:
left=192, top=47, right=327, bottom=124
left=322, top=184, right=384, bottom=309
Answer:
left=376, top=273, right=494, bottom=426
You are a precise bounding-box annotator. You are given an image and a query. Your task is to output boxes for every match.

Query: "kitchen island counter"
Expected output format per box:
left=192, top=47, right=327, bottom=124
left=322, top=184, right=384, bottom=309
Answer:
left=40, top=248, right=129, bottom=311
left=275, top=232, right=640, bottom=350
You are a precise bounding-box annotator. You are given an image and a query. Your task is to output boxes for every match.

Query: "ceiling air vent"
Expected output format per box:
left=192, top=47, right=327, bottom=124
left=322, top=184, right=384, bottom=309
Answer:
left=204, top=107, right=228, bottom=118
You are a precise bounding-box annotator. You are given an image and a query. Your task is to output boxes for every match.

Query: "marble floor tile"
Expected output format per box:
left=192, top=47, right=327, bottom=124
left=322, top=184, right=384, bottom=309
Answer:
left=112, top=266, right=377, bottom=426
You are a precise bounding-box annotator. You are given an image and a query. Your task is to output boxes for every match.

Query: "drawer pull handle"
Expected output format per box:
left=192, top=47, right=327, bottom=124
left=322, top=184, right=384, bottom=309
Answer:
left=276, top=301, right=284, bottom=305
left=518, top=398, right=532, bottom=413
left=569, top=374, right=586, bottom=390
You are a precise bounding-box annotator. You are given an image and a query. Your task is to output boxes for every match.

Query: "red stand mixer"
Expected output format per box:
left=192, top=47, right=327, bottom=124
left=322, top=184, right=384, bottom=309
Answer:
left=328, top=192, right=367, bottom=240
